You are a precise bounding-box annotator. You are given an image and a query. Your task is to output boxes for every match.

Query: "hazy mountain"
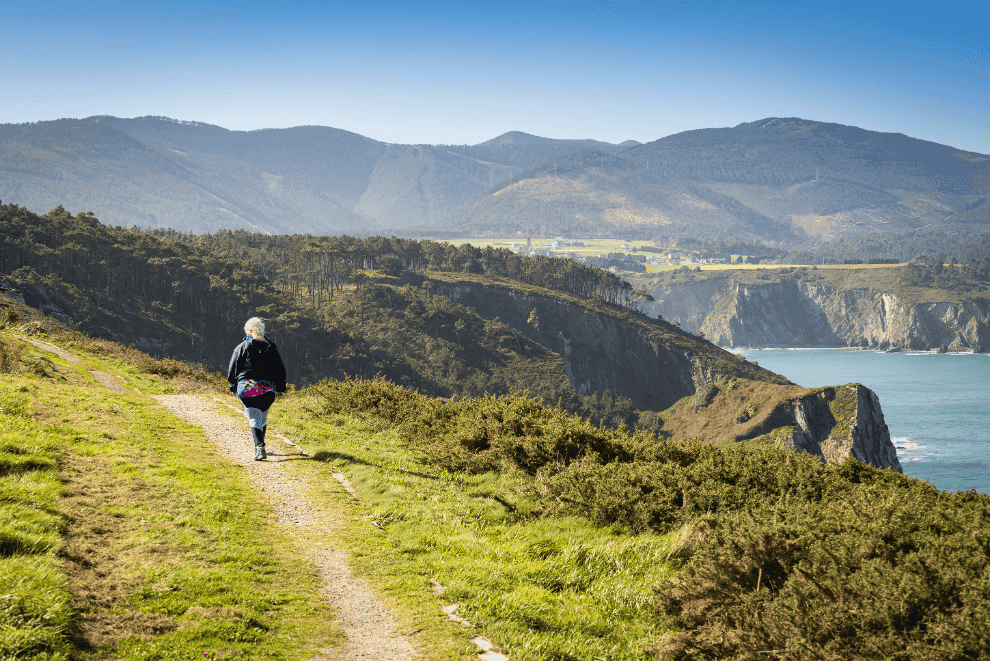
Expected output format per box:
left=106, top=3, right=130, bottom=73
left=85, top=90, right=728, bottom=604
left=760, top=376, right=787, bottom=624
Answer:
left=445, top=131, right=637, bottom=168
left=2, top=116, right=986, bottom=245
left=439, top=118, right=990, bottom=245
left=0, top=117, right=632, bottom=234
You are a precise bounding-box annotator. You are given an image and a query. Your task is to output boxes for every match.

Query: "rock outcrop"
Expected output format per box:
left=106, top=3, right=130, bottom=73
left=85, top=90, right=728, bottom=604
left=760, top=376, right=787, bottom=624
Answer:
left=0, top=281, right=74, bottom=326
left=744, top=384, right=902, bottom=472
left=635, top=271, right=990, bottom=351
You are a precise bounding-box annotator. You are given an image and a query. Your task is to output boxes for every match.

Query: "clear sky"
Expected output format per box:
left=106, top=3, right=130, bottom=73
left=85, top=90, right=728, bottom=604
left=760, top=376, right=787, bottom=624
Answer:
left=2, top=0, right=987, bottom=152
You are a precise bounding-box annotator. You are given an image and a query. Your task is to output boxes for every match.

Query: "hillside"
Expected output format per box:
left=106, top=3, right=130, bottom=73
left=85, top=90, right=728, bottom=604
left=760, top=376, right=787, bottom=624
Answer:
left=2, top=201, right=910, bottom=470
left=439, top=118, right=990, bottom=244
left=629, top=264, right=990, bottom=351
left=0, top=117, right=631, bottom=234
left=3, top=314, right=988, bottom=660
left=0, top=203, right=585, bottom=408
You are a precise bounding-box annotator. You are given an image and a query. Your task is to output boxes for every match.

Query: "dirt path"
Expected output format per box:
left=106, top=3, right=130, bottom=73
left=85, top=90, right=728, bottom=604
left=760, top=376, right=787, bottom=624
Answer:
left=14, top=334, right=81, bottom=363
left=13, top=334, right=132, bottom=393
left=12, top=334, right=502, bottom=659
left=153, top=394, right=417, bottom=661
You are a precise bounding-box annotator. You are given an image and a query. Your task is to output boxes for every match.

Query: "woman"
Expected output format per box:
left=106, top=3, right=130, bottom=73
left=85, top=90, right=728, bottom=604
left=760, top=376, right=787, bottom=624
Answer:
left=227, top=317, right=287, bottom=460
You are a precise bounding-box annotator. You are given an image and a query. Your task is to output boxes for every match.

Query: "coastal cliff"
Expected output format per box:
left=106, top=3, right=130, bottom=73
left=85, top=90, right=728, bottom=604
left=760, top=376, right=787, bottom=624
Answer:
left=427, top=275, right=902, bottom=472
left=429, top=275, right=788, bottom=412
left=633, top=268, right=990, bottom=351
left=662, top=378, right=903, bottom=472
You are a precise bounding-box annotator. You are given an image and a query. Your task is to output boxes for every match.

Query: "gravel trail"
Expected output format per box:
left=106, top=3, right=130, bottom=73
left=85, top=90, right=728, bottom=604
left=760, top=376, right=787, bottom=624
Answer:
left=153, top=394, right=416, bottom=661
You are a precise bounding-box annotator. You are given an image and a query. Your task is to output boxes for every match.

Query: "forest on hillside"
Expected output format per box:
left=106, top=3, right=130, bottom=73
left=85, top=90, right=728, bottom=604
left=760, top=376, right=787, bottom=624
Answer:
left=142, top=226, right=645, bottom=308
left=0, top=202, right=678, bottom=428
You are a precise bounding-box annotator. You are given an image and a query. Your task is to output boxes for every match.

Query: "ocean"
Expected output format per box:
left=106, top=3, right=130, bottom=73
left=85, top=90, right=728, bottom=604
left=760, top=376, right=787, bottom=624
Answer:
left=734, top=348, right=990, bottom=495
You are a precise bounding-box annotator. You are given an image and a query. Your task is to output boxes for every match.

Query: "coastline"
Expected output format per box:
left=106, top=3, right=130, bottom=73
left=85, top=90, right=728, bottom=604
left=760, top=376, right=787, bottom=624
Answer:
left=733, top=347, right=990, bottom=494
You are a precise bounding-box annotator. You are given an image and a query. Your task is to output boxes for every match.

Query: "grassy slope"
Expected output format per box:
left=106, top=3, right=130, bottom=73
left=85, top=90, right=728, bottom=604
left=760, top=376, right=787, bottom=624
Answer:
left=0, top=322, right=678, bottom=660
left=660, top=378, right=813, bottom=444
left=0, top=331, right=343, bottom=661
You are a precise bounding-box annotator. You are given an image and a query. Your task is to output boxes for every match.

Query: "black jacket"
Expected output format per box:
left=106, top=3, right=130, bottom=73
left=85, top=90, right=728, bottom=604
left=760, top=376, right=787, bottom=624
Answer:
left=227, top=337, right=287, bottom=393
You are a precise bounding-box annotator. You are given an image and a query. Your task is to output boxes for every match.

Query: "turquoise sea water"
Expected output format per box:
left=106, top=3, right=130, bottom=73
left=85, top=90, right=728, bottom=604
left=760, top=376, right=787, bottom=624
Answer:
left=735, top=349, right=990, bottom=494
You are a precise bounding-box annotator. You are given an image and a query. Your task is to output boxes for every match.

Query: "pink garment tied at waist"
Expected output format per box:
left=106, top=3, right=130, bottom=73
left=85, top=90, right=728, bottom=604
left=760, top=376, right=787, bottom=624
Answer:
left=241, top=379, right=274, bottom=397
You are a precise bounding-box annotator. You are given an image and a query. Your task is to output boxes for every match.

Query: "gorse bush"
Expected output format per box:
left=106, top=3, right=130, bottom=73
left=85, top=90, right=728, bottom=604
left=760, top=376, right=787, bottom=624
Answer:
left=312, top=375, right=990, bottom=659
left=311, top=375, right=645, bottom=475
left=541, top=441, right=919, bottom=532
left=655, top=488, right=990, bottom=661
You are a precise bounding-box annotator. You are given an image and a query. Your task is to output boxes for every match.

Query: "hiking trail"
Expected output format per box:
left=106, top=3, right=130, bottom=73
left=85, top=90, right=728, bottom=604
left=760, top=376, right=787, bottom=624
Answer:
left=154, top=394, right=417, bottom=661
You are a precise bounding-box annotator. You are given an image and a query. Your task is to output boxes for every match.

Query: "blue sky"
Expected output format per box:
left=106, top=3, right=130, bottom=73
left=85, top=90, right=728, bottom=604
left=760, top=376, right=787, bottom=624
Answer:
left=2, top=0, right=987, bottom=152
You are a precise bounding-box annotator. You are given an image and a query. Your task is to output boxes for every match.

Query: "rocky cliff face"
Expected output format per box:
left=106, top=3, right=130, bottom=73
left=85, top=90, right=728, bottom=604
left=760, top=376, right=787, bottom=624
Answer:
left=638, top=274, right=990, bottom=351
left=430, top=278, right=789, bottom=412
left=744, top=384, right=902, bottom=472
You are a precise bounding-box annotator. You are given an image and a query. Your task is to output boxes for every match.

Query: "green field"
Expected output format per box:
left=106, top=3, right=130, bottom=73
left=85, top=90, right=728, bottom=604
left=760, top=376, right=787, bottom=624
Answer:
left=442, top=237, right=907, bottom=274
left=442, top=237, right=654, bottom=258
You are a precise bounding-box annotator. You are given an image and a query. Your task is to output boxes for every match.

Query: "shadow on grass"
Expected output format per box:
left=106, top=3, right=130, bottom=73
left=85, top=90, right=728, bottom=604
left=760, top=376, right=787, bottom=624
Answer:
left=299, top=450, right=440, bottom=481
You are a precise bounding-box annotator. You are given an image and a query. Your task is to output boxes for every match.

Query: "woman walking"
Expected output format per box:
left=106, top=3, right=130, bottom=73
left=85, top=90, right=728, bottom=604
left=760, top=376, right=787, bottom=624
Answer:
left=227, top=317, right=287, bottom=460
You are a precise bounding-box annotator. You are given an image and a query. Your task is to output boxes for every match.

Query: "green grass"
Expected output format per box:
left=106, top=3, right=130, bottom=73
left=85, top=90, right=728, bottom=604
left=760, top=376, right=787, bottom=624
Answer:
left=267, top=393, right=675, bottom=660
left=0, top=386, right=73, bottom=661
left=0, top=332, right=342, bottom=660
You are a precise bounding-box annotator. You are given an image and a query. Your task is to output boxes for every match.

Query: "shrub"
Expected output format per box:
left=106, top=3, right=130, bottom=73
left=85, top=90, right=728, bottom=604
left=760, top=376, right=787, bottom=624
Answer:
left=311, top=375, right=990, bottom=660
left=655, top=488, right=990, bottom=660
left=0, top=338, right=21, bottom=373
left=0, top=308, right=20, bottom=329
left=311, top=375, right=644, bottom=474
left=20, top=355, right=57, bottom=378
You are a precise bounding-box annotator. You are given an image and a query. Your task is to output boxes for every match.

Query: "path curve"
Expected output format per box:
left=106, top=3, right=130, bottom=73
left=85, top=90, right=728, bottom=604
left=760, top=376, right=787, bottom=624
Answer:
left=154, top=394, right=416, bottom=661
left=13, top=334, right=132, bottom=393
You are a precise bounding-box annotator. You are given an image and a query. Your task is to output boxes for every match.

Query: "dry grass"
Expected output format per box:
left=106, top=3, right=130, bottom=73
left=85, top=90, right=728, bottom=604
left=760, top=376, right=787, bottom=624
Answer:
left=59, top=453, right=181, bottom=650
left=660, top=378, right=811, bottom=445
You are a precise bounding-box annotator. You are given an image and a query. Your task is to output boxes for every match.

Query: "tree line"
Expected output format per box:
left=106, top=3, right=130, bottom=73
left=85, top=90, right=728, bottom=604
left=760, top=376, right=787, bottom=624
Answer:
left=145, top=228, right=650, bottom=308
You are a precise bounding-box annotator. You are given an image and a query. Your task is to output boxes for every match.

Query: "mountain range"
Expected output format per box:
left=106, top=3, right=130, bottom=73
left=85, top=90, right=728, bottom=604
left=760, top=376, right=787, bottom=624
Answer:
left=1, top=116, right=987, bottom=245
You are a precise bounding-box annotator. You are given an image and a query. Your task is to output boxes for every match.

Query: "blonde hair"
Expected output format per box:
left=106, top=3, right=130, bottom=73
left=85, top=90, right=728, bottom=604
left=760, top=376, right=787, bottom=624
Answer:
left=244, top=317, right=266, bottom=340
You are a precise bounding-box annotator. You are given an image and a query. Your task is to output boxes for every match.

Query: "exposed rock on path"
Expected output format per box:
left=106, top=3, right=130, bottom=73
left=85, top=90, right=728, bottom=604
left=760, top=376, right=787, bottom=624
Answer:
left=153, top=394, right=416, bottom=661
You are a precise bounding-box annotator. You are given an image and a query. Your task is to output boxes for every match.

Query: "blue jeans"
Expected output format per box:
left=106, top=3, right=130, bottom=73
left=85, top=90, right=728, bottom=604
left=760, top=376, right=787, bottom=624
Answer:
left=236, top=380, right=277, bottom=447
